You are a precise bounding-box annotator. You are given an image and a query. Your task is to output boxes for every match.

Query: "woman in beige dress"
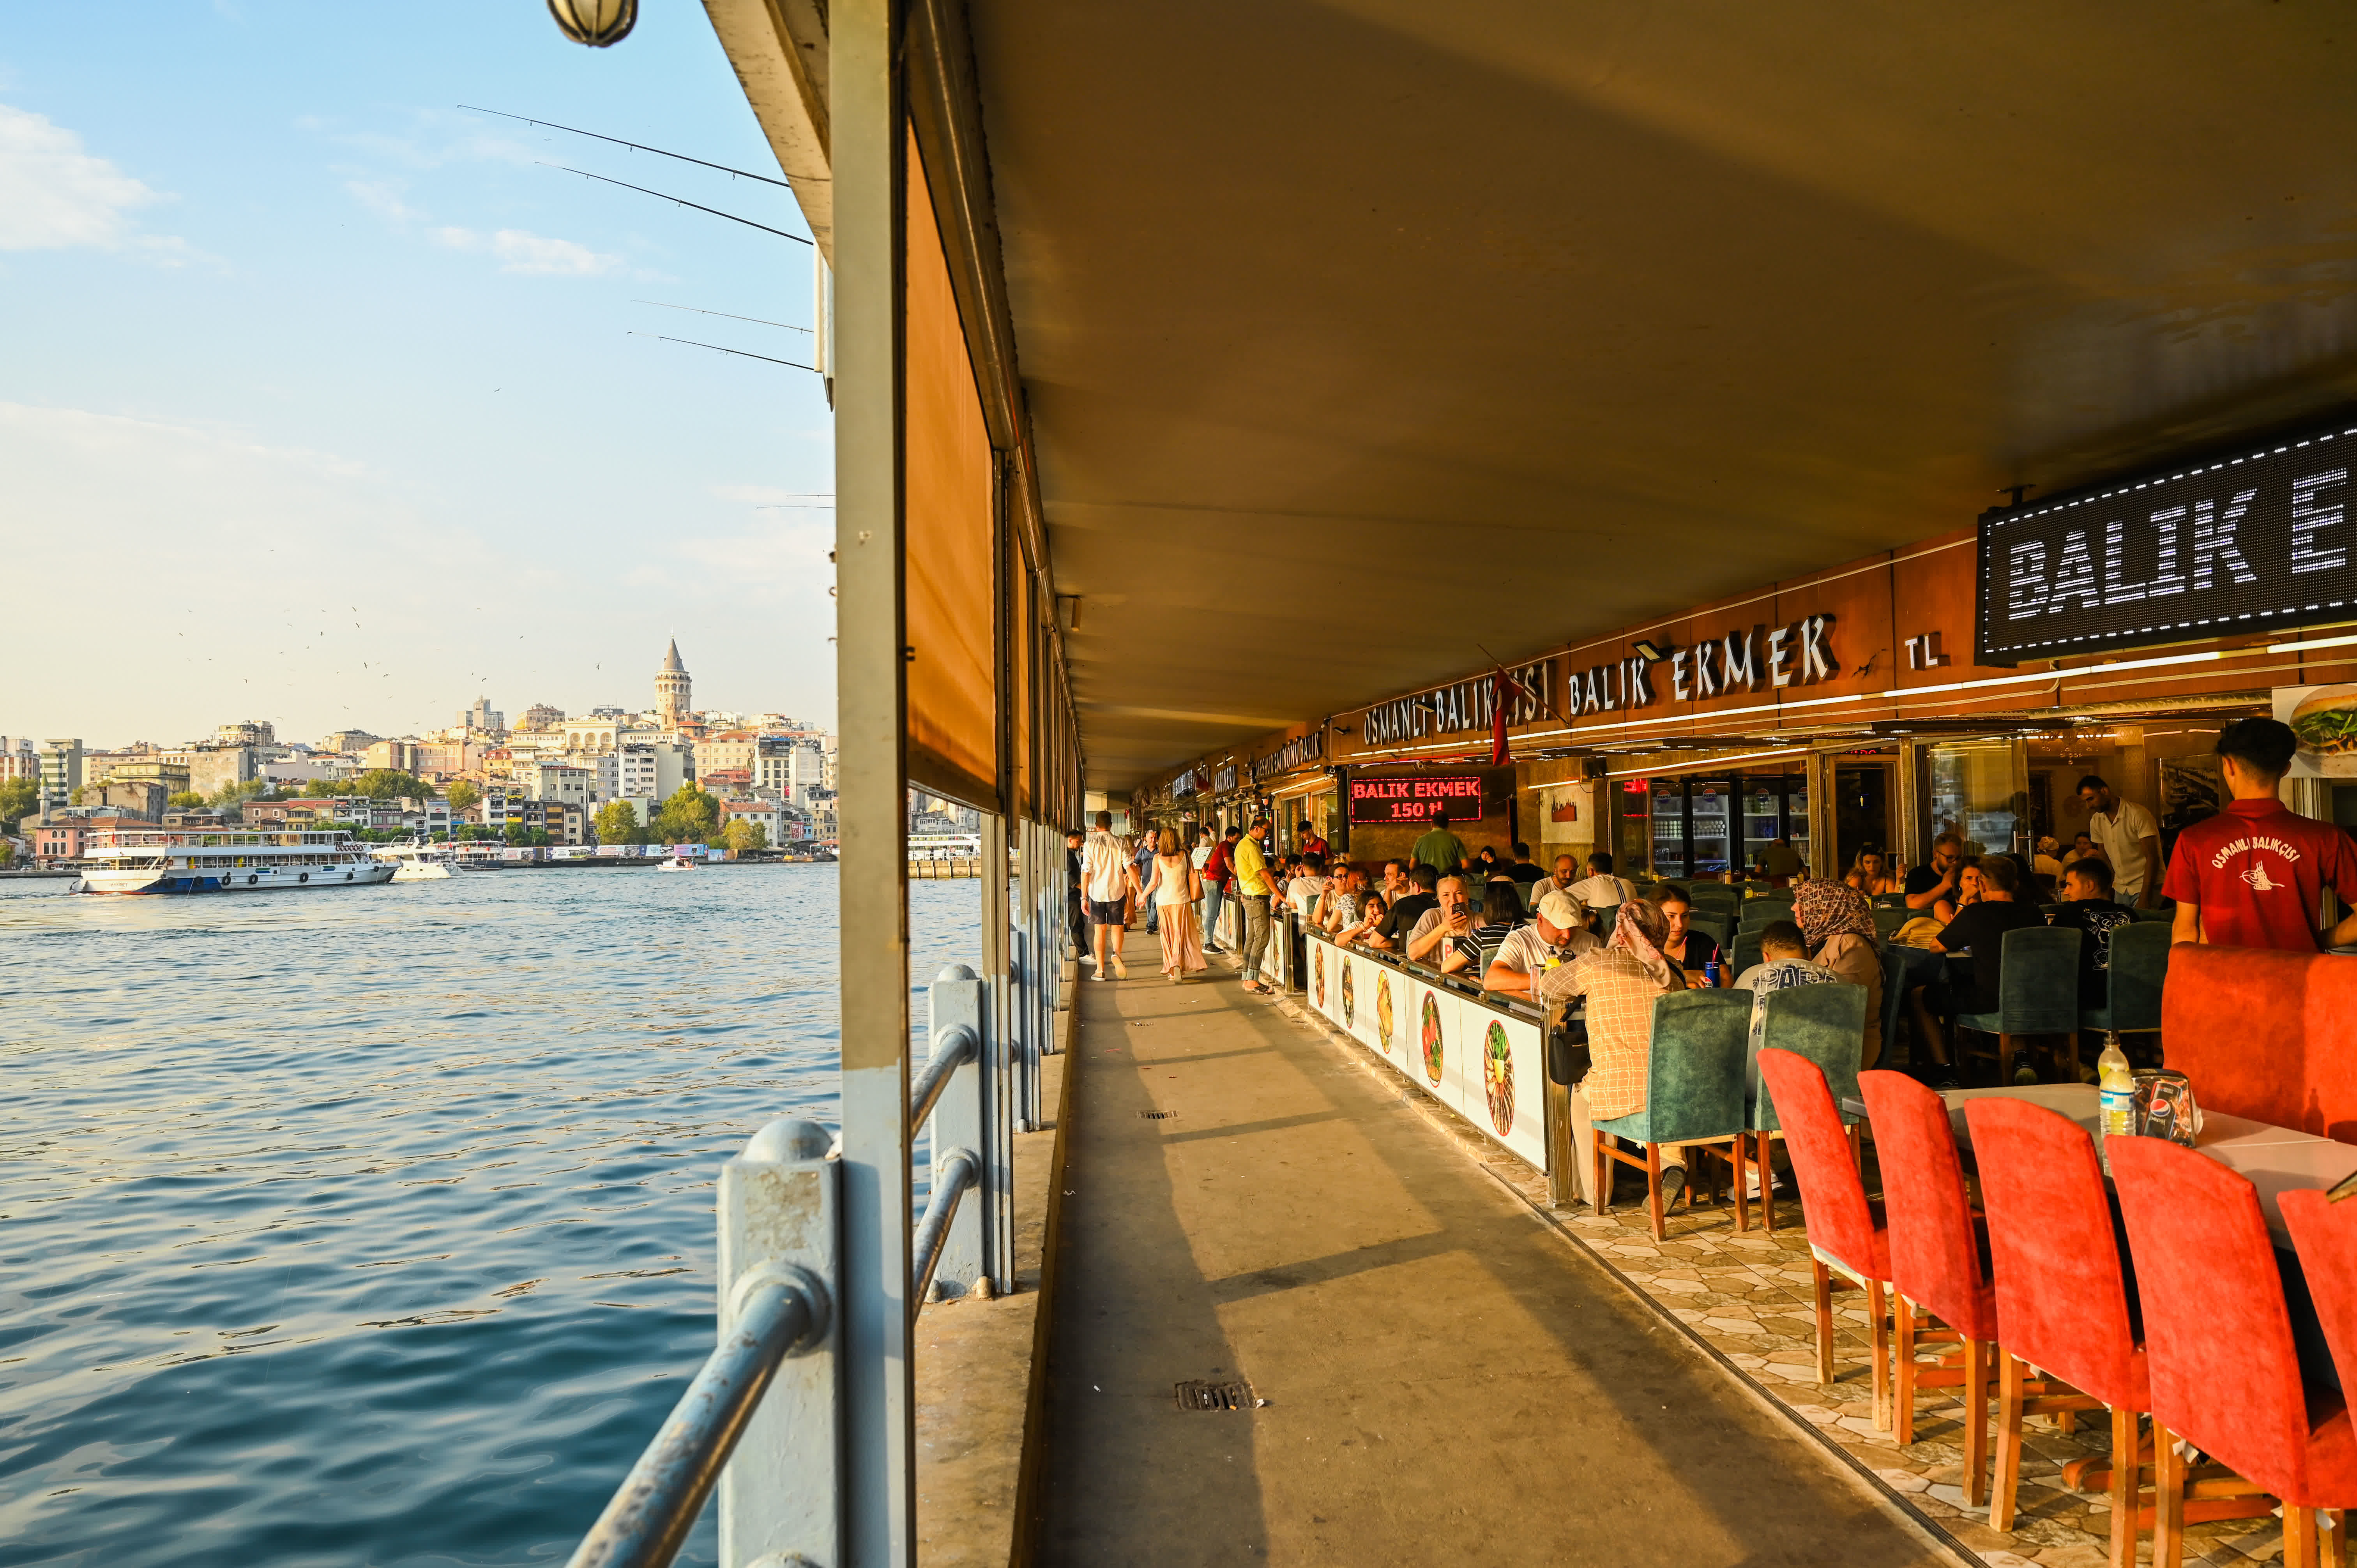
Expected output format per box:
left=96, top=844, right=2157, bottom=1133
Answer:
left=1143, top=828, right=1207, bottom=980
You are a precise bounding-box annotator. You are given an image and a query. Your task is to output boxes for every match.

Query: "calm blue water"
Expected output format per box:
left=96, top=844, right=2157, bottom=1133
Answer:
left=0, top=866, right=978, bottom=1568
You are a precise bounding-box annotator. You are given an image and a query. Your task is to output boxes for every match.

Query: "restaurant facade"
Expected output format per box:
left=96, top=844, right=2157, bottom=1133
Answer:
left=1136, top=420, right=2357, bottom=879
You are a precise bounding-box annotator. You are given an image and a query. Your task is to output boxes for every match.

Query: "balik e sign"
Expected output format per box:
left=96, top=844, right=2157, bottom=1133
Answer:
left=1977, top=422, right=2353, bottom=666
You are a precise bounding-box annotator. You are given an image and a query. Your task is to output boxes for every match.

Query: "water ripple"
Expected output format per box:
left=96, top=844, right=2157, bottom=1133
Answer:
left=0, top=865, right=977, bottom=1567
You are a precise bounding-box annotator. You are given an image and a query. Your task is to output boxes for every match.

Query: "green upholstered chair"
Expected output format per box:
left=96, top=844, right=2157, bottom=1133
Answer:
left=1746, top=982, right=1869, bottom=1232
left=1876, top=943, right=1909, bottom=1072
left=1687, top=884, right=1742, bottom=916
left=1690, top=910, right=1736, bottom=959
left=1730, top=928, right=1764, bottom=981
left=1872, top=904, right=1914, bottom=942
left=1593, top=989, right=1752, bottom=1240
left=2080, top=919, right=2171, bottom=1048
left=1956, top=926, right=2083, bottom=1086
left=1739, top=895, right=1797, bottom=930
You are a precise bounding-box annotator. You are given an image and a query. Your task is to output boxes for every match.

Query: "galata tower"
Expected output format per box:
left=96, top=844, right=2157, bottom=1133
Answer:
left=656, top=638, right=692, bottom=727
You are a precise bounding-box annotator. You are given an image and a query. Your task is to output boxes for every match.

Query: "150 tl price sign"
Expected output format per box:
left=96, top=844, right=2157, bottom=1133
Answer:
left=1348, top=773, right=1483, bottom=825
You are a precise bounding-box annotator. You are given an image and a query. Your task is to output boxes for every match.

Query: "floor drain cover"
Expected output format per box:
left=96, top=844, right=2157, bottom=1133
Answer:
left=1173, top=1379, right=1254, bottom=1412
left=1137, top=1110, right=1178, bottom=1119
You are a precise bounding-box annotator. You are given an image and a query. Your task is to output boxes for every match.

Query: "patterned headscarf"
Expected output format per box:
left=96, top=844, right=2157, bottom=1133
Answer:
left=1608, top=898, right=1678, bottom=989
left=1792, top=878, right=1876, bottom=953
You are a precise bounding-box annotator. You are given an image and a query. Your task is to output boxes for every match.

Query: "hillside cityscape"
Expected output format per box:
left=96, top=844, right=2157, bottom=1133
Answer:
left=2, top=640, right=981, bottom=865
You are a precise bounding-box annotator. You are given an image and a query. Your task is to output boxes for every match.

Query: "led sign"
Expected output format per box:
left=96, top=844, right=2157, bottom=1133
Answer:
left=1977, top=422, right=2353, bottom=666
left=1347, top=773, right=1484, bottom=826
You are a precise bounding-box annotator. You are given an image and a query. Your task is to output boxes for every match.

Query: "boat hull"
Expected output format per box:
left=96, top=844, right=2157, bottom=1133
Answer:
left=78, top=863, right=399, bottom=895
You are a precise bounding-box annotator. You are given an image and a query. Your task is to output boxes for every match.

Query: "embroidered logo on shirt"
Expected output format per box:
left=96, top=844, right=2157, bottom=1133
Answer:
left=2242, top=864, right=2285, bottom=892
left=2209, top=835, right=2304, bottom=870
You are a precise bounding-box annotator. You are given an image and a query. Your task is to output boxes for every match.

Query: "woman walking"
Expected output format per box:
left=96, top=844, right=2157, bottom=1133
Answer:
left=1143, top=828, right=1207, bottom=981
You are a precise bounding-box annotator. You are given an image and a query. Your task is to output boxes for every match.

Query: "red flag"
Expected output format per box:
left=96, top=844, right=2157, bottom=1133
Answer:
left=1490, top=671, right=1510, bottom=766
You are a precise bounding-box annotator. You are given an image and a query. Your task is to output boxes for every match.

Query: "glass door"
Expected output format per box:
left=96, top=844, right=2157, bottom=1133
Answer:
left=1833, top=764, right=1890, bottom=876
left=1689, top=780, right=1733, bottom=876
left=1928, top=739, right=2028, bottom=859
left=1648, top=780, right=1686, bottom=878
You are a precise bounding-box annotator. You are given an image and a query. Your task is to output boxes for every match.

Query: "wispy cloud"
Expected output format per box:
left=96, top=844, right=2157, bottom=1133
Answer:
left=432, top=224, right=623, bottom=277
left=0, top=102, right=163, bottom=252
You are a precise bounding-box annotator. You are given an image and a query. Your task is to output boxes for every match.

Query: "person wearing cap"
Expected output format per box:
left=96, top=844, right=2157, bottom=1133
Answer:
left=1481, top=889, right=1603, bottom=998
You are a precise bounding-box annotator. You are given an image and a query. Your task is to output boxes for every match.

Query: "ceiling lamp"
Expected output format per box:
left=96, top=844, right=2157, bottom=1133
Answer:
left=548, top=0, right=637, bottom=46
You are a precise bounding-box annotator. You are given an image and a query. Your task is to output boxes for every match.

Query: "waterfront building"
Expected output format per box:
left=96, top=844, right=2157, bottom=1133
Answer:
left=654, top=639, right=692, bottom=729
left=0, top=736, right=39, bottom=782
left=518, top=763, right=594, bottom=813
left=618, top=741, right=694, bottom=803
left=39, top=740, right=83, bottom=810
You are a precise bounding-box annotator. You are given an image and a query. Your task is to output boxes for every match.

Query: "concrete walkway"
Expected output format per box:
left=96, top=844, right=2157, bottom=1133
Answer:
left=1032, top=963, right=1959, bottom=1568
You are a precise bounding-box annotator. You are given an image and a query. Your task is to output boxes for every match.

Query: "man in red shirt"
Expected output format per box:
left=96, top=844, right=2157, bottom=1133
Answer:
left=2162, top=717, right=2357, bottom=952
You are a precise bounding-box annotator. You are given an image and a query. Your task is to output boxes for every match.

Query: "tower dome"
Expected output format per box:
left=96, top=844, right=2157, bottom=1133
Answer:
left=655, top=639, right=692, bottom=727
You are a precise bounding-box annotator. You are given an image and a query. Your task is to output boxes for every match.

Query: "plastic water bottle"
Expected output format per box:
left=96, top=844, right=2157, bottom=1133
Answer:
left=2099, top=1039, right=2134, bottom=1139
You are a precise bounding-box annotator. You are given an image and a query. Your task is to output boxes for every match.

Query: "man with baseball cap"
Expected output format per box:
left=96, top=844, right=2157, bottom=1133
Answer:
left=1482, top=889, right=1602, bottom=998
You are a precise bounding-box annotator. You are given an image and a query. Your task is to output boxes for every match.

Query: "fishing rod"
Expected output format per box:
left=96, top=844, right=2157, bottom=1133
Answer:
left=628, top=332, right=817, bottom=373
left=542, top=164, right=813, bottom=244
left=634, top=300, right=813, bottom=334
left=458, top=104, right=818, bottom=185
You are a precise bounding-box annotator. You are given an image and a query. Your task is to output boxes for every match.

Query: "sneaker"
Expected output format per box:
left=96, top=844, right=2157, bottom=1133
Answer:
left=1658, top=1167, right=1687, bottom=1209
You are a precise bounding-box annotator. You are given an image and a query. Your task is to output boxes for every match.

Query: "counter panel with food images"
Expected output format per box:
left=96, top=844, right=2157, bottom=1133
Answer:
left=1303, top=929, right=1549, bottom=1172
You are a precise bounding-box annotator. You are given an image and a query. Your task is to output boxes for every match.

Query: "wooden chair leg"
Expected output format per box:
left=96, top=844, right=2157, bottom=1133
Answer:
left=1869, top=1279, right=1893, bottom=1432
left=1998, top=1031, right=2017, bottom=1086
left=1760, top=1133, right=1777, bottom=1233
left=2065, top=1028, right=2082, bottom=1084
left=1593, top=1135, right=1609, bottom=1217
left=2154, top=1424, right=2187, bottom=1568
left=1990, top=1349, right=2024, bottom=1531
left=1812, top=1259, right=1836, bottom=1385
left=2326, top=1510, right=2347, bottom=1568
left=1848, top=1119, right=1864, bottom=1172
left=1731, top=1138, right=1749, bottom=1232
left=1965, top=1335, right=1992, bottom=1508
left=2106, top=1406, right=2137, bottom=1568
left=1645, top=1142, right=1666, bottom=1241
left=2288, top=1505, right=2320, bottom=1568
left=1894, top=1296, right=1919, bottom=1447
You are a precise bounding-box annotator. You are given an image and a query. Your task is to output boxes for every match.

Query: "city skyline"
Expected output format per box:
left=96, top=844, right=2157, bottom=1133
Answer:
left=1, top=6, right=838, bottom=743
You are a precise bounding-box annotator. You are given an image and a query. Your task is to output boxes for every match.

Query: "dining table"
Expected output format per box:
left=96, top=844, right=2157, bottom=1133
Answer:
left=1936, top=1083, right=2357, bottom=1388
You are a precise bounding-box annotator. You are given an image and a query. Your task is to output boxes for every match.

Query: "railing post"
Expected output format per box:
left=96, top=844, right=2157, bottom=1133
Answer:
left=719, top=1119, right=842, bottom=1568
left=926, top=964, right=991, bottom=1300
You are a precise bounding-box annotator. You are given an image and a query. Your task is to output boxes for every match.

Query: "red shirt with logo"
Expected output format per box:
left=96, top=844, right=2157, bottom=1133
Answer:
left=2160, top=797, right=2357, bottom=952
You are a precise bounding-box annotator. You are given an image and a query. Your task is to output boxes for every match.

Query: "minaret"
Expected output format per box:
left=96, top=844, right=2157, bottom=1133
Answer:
left=656, top=639, right=692, bottom=728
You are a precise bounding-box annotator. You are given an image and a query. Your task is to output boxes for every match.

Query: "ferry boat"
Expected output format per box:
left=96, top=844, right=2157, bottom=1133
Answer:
left=74, top=829, right=399, bottom=895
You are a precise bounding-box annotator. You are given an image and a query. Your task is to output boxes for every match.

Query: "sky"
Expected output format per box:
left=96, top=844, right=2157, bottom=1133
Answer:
left=1, top=2, right=835, bottom=750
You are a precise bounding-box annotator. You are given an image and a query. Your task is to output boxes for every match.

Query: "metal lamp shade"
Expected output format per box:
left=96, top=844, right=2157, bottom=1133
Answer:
left=548, top=0, right=636, bottom=46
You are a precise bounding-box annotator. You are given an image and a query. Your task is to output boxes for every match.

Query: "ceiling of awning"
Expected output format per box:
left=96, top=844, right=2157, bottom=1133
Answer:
left=961, top=1, right=2357, bottom=790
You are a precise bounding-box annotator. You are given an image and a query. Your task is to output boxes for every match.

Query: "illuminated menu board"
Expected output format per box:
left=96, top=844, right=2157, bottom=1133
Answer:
left=1348, top=773, right=1484, bottom=825
left=1977, top=420, right=2354, bottom=666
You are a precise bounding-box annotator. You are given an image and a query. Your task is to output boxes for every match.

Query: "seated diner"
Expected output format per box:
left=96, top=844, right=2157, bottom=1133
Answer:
left=1534, top=899, right=1692, bottom=1204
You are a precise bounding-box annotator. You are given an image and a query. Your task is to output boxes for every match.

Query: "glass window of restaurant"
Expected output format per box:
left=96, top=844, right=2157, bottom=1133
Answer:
left=1926, top=738, right=2028, bottom=861
left=1624, top=770, right=1809, bottom=879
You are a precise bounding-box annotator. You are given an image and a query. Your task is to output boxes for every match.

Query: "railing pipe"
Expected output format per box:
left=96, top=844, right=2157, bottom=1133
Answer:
left=566, top=1273, right=826, bottom=1568
left=907, top=1022, right=977, bottom=1132
left=910, top=1148, right=981, bottom=1310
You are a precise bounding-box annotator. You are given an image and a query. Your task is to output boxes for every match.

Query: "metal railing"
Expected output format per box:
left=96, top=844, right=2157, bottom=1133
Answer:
left=564, top=854, right=1062, bottom=1568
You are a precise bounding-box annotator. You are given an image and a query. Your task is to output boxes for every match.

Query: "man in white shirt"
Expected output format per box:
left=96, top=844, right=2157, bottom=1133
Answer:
left=1482, top=891, right=1602, bottom=997
left=1530, top=852, right=1579, bottom=906
left=1285, top=853, right=1327, bottom=920
left=1407, top=874, right=1475, bottom=964
left=2078, top=774, right=2162, bottom=908
left=1080, top=810, right=1138, bottom=980
left=1566, top=852, right=1636, bottom=916
left=1731, top=920, right=1840, bottom=1101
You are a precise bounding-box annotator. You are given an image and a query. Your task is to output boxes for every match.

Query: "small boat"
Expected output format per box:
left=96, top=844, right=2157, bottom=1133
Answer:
left=78, top=828, right=398, bottom=894
left=373, top=844, right=455, bottom=881
left=655, top=855, right=700, bottom=871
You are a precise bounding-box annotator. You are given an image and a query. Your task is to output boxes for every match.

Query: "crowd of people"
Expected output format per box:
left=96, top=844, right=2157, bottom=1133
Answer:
left=1061, top=716, right=2357, bottom=1200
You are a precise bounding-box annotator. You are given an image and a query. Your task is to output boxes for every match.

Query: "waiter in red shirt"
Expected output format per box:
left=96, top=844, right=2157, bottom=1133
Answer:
left=2162, top=716, right=2357, bottom=952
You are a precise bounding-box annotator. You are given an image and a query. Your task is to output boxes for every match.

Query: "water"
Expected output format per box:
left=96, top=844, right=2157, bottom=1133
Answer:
left=0, top=866, right=979, bottom=1568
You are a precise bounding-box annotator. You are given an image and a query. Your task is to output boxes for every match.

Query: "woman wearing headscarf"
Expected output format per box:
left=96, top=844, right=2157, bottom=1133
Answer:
left=1536, top=898, right=1691, bottom=1206
left=1790, top=877, right=1885, bottom=1067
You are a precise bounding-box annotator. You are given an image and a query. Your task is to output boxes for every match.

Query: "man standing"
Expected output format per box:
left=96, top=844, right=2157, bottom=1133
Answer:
left=2164, top=717, right=2357, bottom=952
left=1299, top=823, right=1329, bottom=858
left=1064, top=827, right=1088, bottom=960
left=1411, top=813, right=1469, bottom=876
left=1755, top=837, right=1803, bottom=881
left=1200, top=826, right=1239, bottom=954
left=1233, top=818, right=1281, bottom=994
left=1080, top=810, right=1136, bottom=980
left=2079, top=774, right=2163, bottom=909
left=1131, top=828, right=1160, bottom=935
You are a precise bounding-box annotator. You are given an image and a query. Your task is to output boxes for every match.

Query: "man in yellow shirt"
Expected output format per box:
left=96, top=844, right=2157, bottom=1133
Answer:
left=1233, top=818, right=1279, bottom=993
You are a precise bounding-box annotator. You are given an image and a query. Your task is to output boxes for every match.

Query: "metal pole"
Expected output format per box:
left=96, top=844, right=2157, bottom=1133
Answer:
left=832, top=0, right=913, bottom=1557
left=979, top=813, right=1014, bottom=1286
left=924, top=964, right=991, bottom=1298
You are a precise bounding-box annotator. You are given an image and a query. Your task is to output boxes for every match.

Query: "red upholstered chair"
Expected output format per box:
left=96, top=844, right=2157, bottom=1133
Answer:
left=2285, top=1188, right=2357, bottom=1397
left=1757, top=1048, right=1891, bottom=1429
left=2111, top=1137, right=2357, bottom=1568
left=1968, top=1098, right=2152, bottom=1561
left=2161, top=945, right=2357, bottom=1137
left=1859, top=1069, right=1995, bottom=1503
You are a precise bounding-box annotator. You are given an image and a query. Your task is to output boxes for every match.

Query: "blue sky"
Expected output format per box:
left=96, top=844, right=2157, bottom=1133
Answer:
left=2, top=3, right=834, bottom=747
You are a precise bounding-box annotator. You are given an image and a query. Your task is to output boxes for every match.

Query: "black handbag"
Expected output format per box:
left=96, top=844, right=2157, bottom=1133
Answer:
left=1547, top=1010, right=1591, bottom=1087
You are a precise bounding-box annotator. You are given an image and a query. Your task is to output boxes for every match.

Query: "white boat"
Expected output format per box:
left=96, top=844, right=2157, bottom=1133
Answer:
left=655, top=855, right=700, bottom=871
left=371, top=843, right=455, bottom=881
left=76, top=828, right=399, bottom=895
